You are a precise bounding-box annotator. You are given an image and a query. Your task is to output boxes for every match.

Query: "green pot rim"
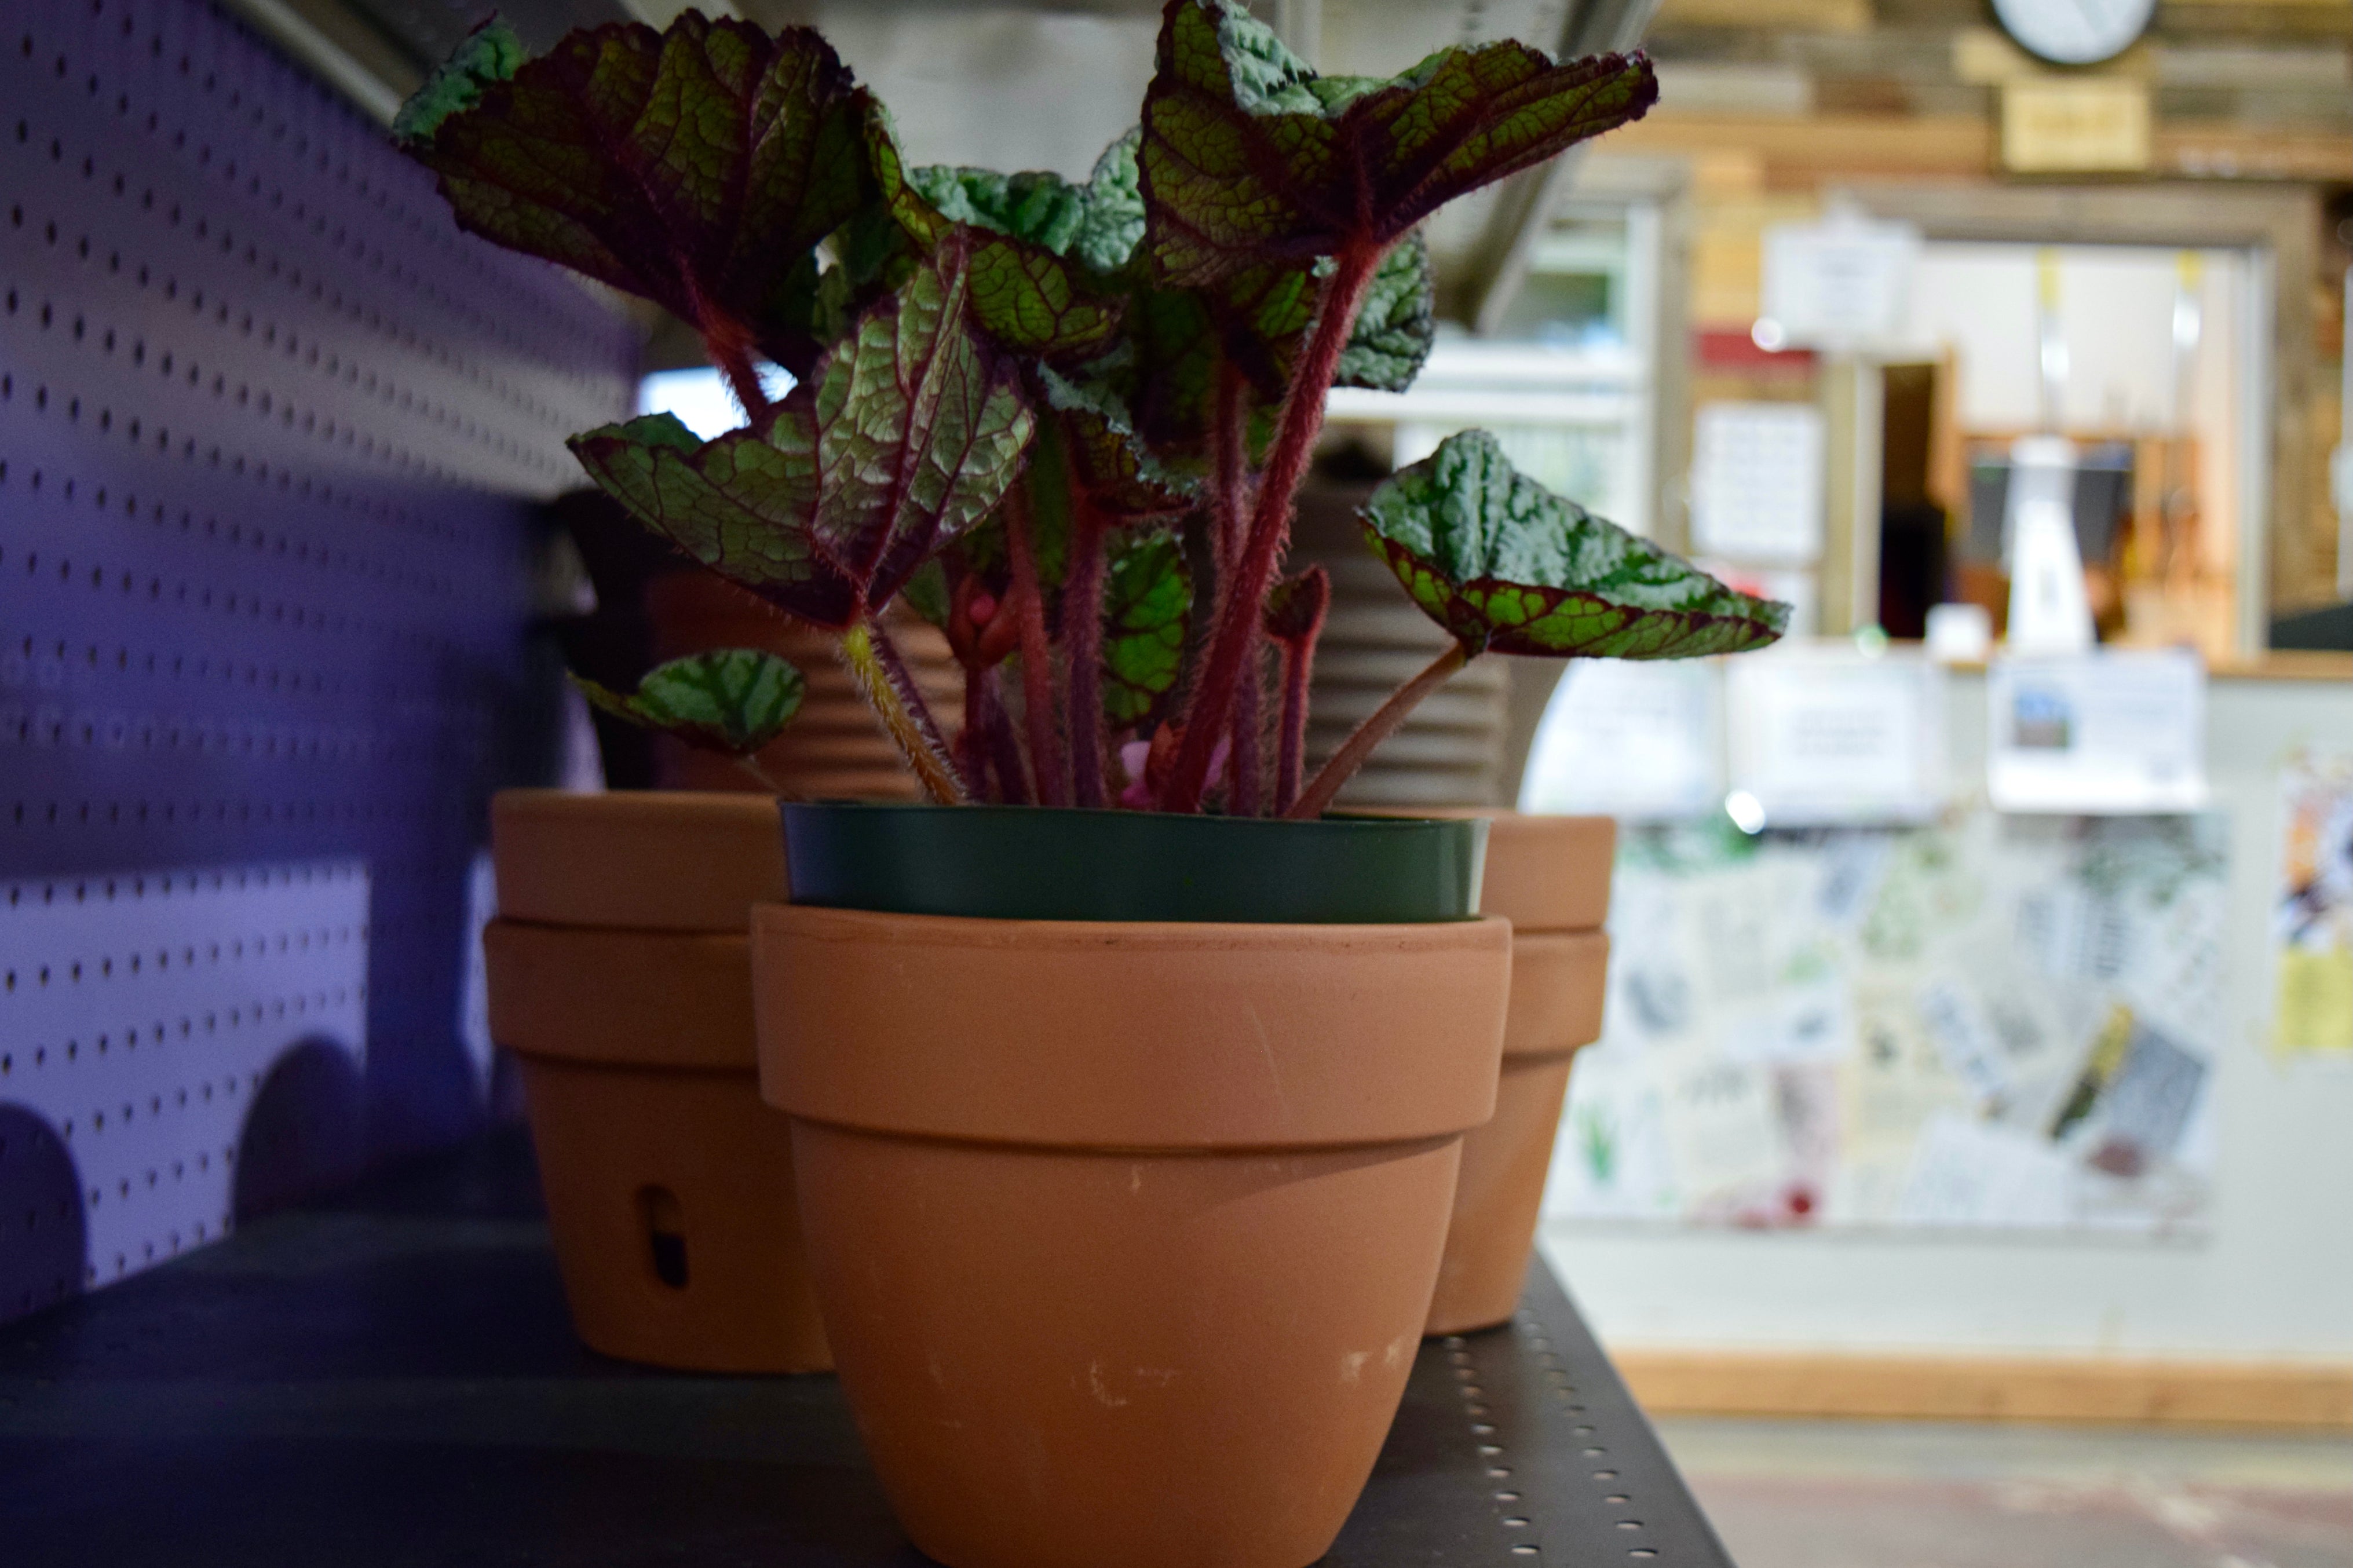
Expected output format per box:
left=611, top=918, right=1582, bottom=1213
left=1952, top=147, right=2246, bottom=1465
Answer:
left=781, top=802, right=1487, bottom=924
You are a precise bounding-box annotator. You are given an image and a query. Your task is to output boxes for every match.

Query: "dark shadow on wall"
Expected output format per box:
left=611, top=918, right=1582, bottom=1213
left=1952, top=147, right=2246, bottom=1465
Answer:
left=0, top=1105, right=85, bottom=1325
left=233, top=1039, right=369, bottom=1224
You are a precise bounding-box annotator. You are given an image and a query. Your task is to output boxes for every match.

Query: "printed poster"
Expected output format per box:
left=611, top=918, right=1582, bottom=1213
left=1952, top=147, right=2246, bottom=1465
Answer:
left=1548, top=810, right=2227, bottom=1236
left=2273, top=751, right=2353, bottom=1058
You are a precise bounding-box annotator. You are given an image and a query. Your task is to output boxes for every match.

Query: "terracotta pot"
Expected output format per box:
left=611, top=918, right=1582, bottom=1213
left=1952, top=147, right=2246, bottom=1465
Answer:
left=751, top=904, right=1511, bottom=1568
left=1423, top=812, right=1617, bottom=1337
left=644, top=570, right=958, bottom=798
left=484, top=790, right=828, bottom=1373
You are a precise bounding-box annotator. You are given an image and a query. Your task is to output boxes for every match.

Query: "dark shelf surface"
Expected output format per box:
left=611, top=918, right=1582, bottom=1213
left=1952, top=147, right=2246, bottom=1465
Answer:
left=0, top=1131, right=1734, bottom=1568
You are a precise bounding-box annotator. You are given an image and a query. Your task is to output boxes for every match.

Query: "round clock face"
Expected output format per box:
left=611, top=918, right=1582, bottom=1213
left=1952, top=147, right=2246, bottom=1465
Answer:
left=1991, top=0, right=2158, bottom=67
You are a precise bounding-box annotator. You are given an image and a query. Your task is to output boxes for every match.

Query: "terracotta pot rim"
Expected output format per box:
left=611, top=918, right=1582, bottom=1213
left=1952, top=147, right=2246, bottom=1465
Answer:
left=779, top=1116, right=1463, bottom=1161
left=766, top=903, right=1504, bottom=948
left=499, top=1050, right=758, bottom=1081
left=495, top=786, right=779, bottom=818
left=754, top=904, right=1511, bottom=1149
left=491, top=788, right=789, bottom=933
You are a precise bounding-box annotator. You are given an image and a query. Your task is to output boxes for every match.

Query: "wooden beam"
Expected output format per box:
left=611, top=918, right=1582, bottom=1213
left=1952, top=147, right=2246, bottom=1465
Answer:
left=1614, top=1350, right=2353, bottom=1429
left=1613, top=112, right=2353, bottom=185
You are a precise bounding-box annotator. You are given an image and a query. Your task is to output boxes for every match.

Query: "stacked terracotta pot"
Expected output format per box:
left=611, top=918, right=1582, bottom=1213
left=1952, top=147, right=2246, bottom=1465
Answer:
left=1424, top=812, right=1616, bottom=1336
left=644, top=571, right=959, bottom=799
left=481, top=790, right=829, bottom=1373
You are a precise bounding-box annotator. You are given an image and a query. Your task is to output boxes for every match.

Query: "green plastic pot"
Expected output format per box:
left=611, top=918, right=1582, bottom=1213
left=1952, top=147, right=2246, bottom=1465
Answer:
left=780, top=803, right=1486, bottom=923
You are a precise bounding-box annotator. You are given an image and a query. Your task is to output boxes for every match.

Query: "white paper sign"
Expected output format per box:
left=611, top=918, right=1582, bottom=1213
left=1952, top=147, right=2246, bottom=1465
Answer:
left=1519, top=660, right=1722, bottom=820
left=1987, top=650, right=2208, bottom=814
left=1760, top=214, right=1921, bottom=352
left=1725, top=645, right=1948, bottom=827
left=1690, top=403, right=1826, bottom=564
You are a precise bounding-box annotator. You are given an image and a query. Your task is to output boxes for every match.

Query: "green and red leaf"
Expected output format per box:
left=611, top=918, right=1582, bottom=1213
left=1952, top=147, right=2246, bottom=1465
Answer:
left=397, top=14, right=874, bottom=378
left=1100, top=531, right=1193, bottom=728
left=1334, top=233, right=1435, bottom=392
left=568, top=236, right=1034, bottom=630
left=857, top=119, right=1130, bottom=359
left=1362, top=430, right=1789, bottom=659
left=1038, top=366, right=1200, bottom=521
left=1139, top=0, right=1657, bottom=286
left=572, top=649, right=805, bottom=756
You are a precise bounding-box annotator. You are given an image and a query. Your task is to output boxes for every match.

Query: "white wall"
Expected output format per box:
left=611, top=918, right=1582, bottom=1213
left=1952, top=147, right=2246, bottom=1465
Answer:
left=1543, top=669, right=2353, bottom=1364
left=814, top=5, right=1157, bottom=181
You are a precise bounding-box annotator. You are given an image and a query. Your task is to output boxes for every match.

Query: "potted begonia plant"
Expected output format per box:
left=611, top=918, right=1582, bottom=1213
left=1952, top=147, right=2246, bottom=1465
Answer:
left=408, top=5, right=1784, bottom=1564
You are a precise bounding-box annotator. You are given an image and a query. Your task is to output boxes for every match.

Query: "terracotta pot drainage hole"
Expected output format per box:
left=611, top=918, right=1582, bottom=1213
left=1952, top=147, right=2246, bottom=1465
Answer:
left=637, top=1185, right=688, bottom=1290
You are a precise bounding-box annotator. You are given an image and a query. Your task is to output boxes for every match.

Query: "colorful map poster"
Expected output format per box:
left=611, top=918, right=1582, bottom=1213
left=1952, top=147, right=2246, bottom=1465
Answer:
left=1548, top=810, right=2227, bottom=1235
left=2273, top=752, right=2353, bottom=1059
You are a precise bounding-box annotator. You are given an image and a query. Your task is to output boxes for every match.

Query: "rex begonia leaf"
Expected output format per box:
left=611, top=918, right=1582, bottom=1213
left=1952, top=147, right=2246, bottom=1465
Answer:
left=1334, top=232, right=1435, bottom=392
left=1139, top=0, right=1658, bottom=286
left=1121, top=232, right=1429, bottom=443
left=569, top=236, right=1034, bottom=630
left=1039, top=366, right=1200, bottom=520
left=572, top=649, right=805, bottom=756
left=860, top=113, right=1123, bottom=360
left=1362, top=430, right=1789, bottom=659
left=912, top=129, right=1145, bottom=277
left=1100, top=531, right=1193, bottom=728
left=397, top=15, right=872, bottom=378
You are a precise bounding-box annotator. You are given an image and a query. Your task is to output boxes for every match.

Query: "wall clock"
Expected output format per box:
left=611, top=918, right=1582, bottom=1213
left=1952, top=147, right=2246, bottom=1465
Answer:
left=1991, top=0, right=2158, bottom=67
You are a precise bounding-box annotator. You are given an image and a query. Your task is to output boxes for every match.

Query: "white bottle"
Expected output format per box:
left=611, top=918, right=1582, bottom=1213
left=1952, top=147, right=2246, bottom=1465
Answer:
left=2003, top=436, right=2095, bottom=654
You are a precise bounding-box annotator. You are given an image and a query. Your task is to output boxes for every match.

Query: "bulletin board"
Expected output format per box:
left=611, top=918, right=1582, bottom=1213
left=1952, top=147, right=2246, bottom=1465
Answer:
left=1548, top=812, right=2227, bottom=1236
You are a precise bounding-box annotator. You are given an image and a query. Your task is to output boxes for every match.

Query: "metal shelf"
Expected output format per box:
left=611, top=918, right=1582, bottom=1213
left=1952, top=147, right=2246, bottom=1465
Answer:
left=0, top=1131, right=1735, bottom=1567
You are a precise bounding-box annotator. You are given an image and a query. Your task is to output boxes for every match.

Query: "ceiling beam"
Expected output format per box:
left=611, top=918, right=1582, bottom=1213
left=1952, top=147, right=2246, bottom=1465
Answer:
left=220, top=0, right=421, bottom=125
left=1460, top=0, right=1666, bottom=334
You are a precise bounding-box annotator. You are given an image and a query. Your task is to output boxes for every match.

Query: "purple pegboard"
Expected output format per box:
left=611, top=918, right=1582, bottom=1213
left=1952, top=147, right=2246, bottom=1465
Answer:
left=0, top=0, right=637, bottom=1317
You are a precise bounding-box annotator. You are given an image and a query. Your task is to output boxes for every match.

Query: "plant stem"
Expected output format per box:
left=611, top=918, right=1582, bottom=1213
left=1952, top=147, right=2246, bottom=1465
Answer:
left=1285, top=642, right=1468, bottom=821
left=1229, top=642, right=1263, bottom=815
left=714, top=348, right=771, bottom=426
left=1273, top=624, right=1320, bottom=814
left=732, top=753, right=799, bottom=799
left=1004, top=484, right=1067, bottom=806
left=693, top=299, right=772, bottom=427
left=959, top=671, right=995, bottom=802
left=1063, top=506, right=1111, bottom=808
left=871, top=617, right=959, bottom=774
left=1162, top=240, right=1385, bottom=813
left=1211, top=359, right=1248, bottom=569
left=1210, top=359, right=1261, bottom=814
left=840, top=619, right=966, bottom=805
left=975, top=665, right=1032, bottom=805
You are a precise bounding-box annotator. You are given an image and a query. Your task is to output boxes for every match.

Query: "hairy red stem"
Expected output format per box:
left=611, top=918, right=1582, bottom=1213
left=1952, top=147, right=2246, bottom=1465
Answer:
left=1229, top=644, right=1263, bottom=816
left=691, top=294, right=772, bottom=427
left=1162, top=241, right=1384, bottom=812
left=974, top=666, right=1032, bottom=805
left=1063, top=506, right=1111, bottom=809
left=1004, top=485, right=1066, bottom=807
left=1286, top=642, right=1469, bottom=820
left=1211, top=359, right=1248, bottom=569
left=959, top=669, right=995, bottom=802
left=1273, top=623, right=1320, bottom=814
